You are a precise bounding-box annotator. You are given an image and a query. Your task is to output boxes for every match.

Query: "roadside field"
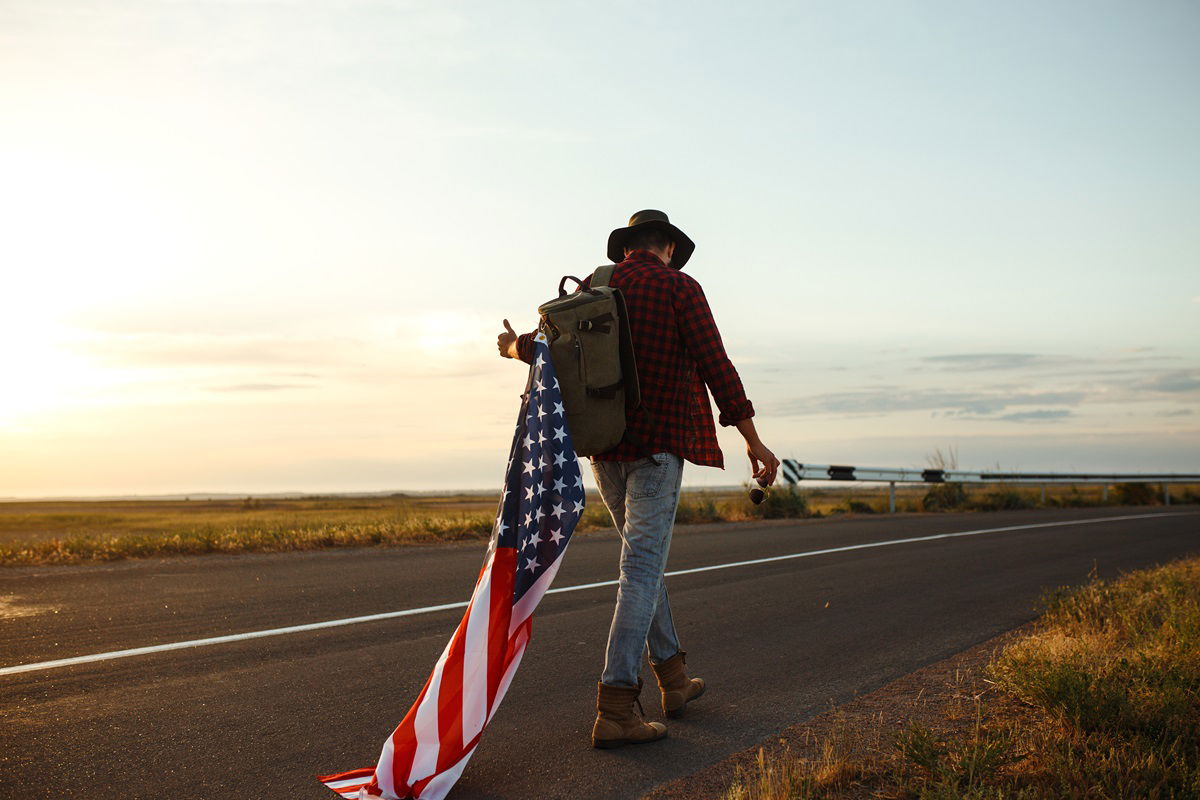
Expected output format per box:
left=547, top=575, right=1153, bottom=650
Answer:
left=1, top=484, right=1195, bottom=565
left=0, top=494, right=508, bottom=563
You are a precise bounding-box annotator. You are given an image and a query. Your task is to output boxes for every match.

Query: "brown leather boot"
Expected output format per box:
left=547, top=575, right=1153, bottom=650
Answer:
left=651, top=650, right=706, bottom=718
left=592, top=679, right=668, bottom=749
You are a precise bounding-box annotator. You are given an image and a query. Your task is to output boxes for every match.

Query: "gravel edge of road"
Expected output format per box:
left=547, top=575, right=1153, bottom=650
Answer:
left=641, top=623, right=1038, bottom=800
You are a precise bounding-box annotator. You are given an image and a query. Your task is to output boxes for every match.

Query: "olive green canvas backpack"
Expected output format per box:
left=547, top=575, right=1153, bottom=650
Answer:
left=536, top=265, right=640, bottom=457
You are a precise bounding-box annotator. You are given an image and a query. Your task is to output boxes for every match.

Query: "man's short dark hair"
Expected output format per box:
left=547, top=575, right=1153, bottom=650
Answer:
left=625, top=228, right=674, bottom=253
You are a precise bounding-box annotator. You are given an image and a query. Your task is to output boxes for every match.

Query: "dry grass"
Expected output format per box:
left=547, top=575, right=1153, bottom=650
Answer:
left=1, top=483, right=1194, bottom=566
left=719, top=554, right=1200, bottom=800
left=0, top=495, right=505, bottom=564
left=0, top=486, right=820, bottom=565
left=723, top=723, right=868, bottom=800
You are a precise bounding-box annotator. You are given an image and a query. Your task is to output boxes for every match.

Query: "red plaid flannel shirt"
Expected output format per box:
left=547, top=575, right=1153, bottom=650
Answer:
left=517, top=249, right=754, bottom=468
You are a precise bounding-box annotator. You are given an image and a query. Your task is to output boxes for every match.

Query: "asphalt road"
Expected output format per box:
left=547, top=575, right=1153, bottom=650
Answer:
left=2, top=506, right=1197, bottom=800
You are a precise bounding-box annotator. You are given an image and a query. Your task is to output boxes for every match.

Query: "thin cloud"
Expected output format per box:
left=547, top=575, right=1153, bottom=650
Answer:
left=922, top=353, right=1084, bottom=371
left=771, top=389, right=1087, bottom=417
left=1135, top=370, right=1200, bottom=394
left=76, top=333, right=356, bottom=368
left=209, top=383, right=310, bottom=392
left=993, top=409, right=1073, bottom=423
left=918, top=353, right=1178, bottom=381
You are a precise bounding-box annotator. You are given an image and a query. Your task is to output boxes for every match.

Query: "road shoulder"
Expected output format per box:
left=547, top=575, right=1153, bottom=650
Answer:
left=644, top=623, right=1037, bottom=800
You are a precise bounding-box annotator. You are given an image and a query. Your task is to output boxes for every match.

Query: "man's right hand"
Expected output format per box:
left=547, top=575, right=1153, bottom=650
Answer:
left=747, top=439, right=780, bottom=486
left=734, top=418, right=779, bottom=486
left=496, top=319, right=520, bottom=359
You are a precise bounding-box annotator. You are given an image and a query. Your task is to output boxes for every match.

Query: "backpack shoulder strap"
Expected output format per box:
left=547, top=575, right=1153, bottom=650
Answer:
left=590, top=263, right=616, bottom=288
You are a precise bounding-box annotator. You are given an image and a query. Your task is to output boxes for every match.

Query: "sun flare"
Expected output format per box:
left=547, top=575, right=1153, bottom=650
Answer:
left=0, top=309, right=99, bottom=429
left=0, top=149, right=193, bottom=428
left=413, top=311, right=489, bottom=356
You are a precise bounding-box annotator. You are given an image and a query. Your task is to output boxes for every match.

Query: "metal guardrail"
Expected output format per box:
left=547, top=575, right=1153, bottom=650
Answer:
left=779, top=460, right=1200, bottom=512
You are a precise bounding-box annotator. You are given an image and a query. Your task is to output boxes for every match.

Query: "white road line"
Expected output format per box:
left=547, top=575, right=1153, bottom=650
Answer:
left=1, top=511, right=1192, bottom=677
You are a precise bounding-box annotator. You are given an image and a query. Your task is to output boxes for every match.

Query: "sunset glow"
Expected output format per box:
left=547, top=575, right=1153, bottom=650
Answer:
left=1, top=1, right=1196, bottom=497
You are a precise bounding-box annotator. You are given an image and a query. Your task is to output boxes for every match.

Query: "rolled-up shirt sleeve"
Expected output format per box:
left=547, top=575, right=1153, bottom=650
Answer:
left=515, top=330, right=538, bottom=364
left=674, top=275, right=755, bottom=426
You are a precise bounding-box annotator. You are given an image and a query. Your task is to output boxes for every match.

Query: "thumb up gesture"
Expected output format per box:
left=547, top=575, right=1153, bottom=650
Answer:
left=496, top=319, right=520, bottom=359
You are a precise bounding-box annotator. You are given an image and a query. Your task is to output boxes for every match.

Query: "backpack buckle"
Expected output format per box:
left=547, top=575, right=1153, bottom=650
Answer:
left=577, top=313, right=614, bottom=334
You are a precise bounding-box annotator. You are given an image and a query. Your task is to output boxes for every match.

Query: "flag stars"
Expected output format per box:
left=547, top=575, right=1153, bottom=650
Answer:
left=507, top=343, right=580, bottom=601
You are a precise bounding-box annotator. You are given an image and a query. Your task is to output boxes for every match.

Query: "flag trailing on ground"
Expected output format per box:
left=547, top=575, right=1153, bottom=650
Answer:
left=318, top=333, right=584, bottom=800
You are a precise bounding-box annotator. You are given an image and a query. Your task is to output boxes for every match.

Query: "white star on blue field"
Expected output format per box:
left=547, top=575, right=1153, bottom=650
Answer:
left=490, top=343, right=585, bottom=601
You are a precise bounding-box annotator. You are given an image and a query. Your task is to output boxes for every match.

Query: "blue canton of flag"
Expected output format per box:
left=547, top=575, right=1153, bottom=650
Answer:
left=491, top=333, right=585, bottom=603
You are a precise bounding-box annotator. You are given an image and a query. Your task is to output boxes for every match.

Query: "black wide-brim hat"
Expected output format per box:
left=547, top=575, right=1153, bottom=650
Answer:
left=607, top=209, right=695, bottom=269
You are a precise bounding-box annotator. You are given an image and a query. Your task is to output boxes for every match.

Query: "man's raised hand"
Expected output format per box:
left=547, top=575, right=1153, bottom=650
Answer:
left=496, top=319, right=520, bottom=359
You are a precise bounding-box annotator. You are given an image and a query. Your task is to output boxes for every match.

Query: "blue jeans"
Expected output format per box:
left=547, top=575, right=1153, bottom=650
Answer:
left=590, top=452, right=685, bottom=688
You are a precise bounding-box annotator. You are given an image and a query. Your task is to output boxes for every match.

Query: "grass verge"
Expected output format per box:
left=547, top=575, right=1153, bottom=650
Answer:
left=0, top=486, right=817, bottom=565
left=1, top=484, right=1193, bottom=566
left=719, top=555, right=1200, bottom=799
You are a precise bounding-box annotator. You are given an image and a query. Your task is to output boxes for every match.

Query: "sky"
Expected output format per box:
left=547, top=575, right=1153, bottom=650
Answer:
left=1, top=0, right=1197, bottom=497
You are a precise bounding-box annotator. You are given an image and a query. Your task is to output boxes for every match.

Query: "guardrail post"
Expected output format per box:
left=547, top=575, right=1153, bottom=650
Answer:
left=888, top=481, right=896, bottom=514
left=1040, top=485, right=1046, bottom=505
left=1163, top=483, right=1171, bottom=506
left=1102, top=484, right=1109, bottom=503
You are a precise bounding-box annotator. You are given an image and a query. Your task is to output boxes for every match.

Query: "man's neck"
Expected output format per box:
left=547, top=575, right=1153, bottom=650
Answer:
left=627, top=248, right=669, bottom=266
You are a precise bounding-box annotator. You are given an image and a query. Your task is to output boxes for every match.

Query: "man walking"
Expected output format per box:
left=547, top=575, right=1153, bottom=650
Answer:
left=497, top=210, right=779, bottom=748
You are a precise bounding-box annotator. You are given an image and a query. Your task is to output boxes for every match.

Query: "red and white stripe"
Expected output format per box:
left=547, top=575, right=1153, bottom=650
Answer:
left=318, top=542, right=567, bottom=800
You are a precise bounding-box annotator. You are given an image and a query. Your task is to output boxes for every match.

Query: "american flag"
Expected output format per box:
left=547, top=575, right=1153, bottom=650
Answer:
left=318, top=333, right=584, bottom=800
